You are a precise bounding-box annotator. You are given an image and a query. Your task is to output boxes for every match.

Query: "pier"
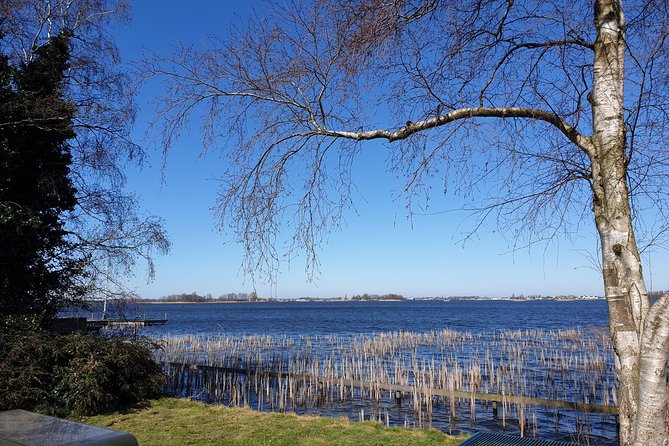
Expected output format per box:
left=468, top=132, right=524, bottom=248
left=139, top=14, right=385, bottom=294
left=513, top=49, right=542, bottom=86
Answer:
left=50, top=316, right=168, bottom=333
left=87, top=317, right=167, bottom=329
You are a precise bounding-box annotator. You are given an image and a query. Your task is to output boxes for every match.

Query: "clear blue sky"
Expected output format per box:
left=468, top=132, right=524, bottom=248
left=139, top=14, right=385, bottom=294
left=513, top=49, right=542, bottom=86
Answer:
left=112, top=1, right=669, bottom=300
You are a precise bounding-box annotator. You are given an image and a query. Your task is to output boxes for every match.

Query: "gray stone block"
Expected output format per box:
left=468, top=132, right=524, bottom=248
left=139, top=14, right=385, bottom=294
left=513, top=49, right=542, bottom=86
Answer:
left=0, top=410, right=138, bottom=446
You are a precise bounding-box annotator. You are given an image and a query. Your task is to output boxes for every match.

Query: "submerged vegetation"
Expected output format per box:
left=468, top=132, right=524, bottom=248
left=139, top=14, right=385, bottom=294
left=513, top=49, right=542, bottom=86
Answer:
left=82, top=398, right=464, bottom=446
left=155, top=327, right=616, bottom=443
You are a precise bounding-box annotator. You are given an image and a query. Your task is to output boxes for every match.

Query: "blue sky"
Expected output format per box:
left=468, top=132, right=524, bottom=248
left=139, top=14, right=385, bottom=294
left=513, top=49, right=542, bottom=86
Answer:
left=112, top=1, right=668, bottom=300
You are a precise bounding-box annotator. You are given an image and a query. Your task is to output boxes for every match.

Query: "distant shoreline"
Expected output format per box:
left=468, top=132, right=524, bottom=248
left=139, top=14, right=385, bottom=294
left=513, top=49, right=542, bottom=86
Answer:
left=138, top=297, right=604, bottom=304
left=140, top=300, right=250, bottom=304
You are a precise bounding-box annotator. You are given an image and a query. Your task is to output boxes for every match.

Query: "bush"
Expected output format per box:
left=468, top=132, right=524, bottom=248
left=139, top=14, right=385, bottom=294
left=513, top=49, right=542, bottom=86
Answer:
left=0, top=330, right=165, bottom=415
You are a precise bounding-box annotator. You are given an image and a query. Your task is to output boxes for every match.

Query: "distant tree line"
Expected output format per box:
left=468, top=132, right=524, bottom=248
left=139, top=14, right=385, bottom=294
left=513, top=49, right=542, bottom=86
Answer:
left=350, top=293, right=405, bottom=301
left=152, top=292, right=260, bottom=302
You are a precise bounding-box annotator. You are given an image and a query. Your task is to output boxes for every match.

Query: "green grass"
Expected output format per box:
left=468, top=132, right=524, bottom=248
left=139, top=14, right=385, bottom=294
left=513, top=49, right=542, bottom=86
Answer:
left=80, top=398, right=467, bottom=446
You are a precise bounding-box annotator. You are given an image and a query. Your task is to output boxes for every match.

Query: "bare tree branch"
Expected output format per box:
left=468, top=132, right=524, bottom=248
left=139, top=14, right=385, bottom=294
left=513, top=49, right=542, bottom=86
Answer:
left=319, top=106, right=593, bottom=154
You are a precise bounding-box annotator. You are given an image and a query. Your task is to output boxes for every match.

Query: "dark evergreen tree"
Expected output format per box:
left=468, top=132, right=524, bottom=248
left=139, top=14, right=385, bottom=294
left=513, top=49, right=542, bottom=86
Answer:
left=1, top=2, right=170, bottom=307
left=0, top=32, right=85, bottom=325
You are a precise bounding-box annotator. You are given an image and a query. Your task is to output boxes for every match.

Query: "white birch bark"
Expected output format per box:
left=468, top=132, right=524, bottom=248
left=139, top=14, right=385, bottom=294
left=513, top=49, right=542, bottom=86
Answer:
left=636, top=295, right=669, bottom=444
left=591, top=1, right=669, bottom=445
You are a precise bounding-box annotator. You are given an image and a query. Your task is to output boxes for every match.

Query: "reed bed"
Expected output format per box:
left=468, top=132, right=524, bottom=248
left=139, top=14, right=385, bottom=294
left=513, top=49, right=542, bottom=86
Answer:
left=153, top=327, right=617, bottom=444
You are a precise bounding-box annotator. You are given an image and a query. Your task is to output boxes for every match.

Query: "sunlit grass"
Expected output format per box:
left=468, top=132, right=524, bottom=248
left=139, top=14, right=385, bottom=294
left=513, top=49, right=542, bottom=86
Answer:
left=81, top=398, right=466, bottom=446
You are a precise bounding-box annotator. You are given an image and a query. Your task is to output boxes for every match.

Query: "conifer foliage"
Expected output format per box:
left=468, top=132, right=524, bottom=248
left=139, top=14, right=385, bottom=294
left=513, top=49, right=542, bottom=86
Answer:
left=0, top=32, right=85, bottom=325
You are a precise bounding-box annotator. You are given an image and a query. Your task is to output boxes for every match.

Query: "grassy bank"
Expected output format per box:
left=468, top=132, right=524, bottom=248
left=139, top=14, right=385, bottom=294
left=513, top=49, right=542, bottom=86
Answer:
left=81, top=398, right=465, bottom=446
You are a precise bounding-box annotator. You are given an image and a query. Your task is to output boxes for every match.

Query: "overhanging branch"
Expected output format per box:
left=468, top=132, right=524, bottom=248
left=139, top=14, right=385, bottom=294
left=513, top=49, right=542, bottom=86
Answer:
left=322, top=107, right=593, bottom=156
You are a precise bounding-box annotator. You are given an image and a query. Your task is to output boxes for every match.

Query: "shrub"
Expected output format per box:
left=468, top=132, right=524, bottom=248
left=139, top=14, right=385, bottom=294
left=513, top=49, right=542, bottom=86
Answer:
left=0, top=329, right=165, bottom=415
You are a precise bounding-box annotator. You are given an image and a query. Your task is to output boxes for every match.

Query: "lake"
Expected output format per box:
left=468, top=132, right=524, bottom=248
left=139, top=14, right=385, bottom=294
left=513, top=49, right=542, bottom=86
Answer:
left=120, top=299, right=610, bottom=337
left=86, top=299, right=616, bottom=444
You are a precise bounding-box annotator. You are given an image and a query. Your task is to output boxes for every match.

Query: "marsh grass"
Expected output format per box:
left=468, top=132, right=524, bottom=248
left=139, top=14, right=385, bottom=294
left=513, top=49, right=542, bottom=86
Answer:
left=152, top=328, right=616, bottom=443
left=81, top=398, right=465, bottom=446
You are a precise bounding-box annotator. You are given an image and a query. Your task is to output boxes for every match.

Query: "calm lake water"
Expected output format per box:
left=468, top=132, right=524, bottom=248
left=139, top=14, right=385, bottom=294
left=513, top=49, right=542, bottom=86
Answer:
left=121, top=299, right=609, bottom=337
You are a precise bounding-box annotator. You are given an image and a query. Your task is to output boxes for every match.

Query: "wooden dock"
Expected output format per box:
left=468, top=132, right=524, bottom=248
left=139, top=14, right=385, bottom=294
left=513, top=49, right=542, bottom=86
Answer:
left=87, top=318, right=167, bottom=329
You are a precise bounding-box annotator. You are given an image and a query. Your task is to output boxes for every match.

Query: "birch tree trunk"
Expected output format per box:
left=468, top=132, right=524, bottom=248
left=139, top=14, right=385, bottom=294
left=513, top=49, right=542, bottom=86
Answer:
left=591, top=1, right=669, bottom=445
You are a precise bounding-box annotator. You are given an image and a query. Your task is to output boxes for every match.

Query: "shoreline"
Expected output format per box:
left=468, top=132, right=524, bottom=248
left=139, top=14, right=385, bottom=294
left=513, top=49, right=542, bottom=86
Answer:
left=138, top=297, right=603, bottom=304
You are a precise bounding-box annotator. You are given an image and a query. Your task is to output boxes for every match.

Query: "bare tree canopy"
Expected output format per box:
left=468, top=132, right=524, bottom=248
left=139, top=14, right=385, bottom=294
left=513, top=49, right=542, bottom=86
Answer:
left=144, top=1, right=669, bottom=444
left=1, top=0, right=170, bottom=302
